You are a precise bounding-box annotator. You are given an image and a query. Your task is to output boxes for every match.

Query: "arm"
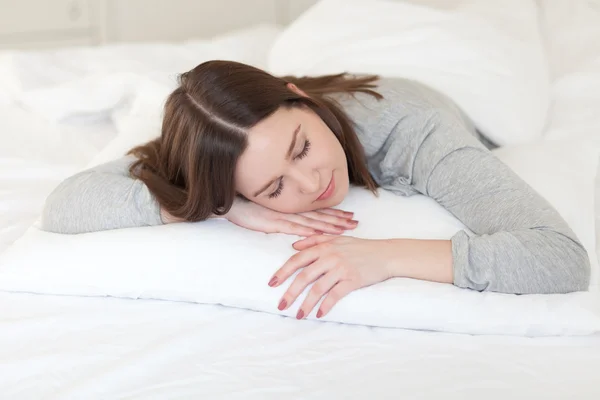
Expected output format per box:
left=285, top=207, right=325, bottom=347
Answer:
left=41, top=156, right=357, bottom=236
left=416, top=131, right=590, bottom=293
left=383, top=109, right=590, bottom=294
left=335, top=78, right=590, bottom=294
left=382, top=239, right=453, bottom=285
left=41, top=155, right=164, bottom=234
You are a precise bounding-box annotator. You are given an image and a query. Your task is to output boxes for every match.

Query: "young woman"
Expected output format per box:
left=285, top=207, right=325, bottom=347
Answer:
left=41, top=60, right=591, bottom=320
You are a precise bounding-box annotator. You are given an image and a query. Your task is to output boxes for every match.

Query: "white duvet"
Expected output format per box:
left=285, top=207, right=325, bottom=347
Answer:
left=1, top=1, right=600, bottom=398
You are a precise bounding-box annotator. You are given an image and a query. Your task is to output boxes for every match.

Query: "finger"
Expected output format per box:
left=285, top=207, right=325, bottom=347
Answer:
left=288, top=214, right=349, bottom=235
left=273, top=220, right=319, bottom=237
left=315, top=208, right=354, bottom=219
left=292, top=234, right=338, bottom=251
left=296, top=268, right=343, bottom=319
left=295, top=212, right=359, bottom=232
left=316, top=281, right=356, bottom=318
left=280, top=259, right=337, bottom=313
left=269, top=246, right=321, bottom=288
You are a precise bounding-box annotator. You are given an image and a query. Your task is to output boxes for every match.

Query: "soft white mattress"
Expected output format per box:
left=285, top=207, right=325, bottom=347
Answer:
left=0, top=23, right=599, bottom=399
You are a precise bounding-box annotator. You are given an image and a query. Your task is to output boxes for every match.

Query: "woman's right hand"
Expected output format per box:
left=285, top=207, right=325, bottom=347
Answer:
left=223, top=197, right=358, bottom=237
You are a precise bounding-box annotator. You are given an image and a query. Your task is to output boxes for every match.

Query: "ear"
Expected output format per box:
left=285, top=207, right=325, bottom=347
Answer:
left=286, top=82, right=309, bottom=98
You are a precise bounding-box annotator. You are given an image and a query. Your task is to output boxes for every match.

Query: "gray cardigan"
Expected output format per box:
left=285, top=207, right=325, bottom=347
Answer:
left=40, top=77, right=591, bottom=295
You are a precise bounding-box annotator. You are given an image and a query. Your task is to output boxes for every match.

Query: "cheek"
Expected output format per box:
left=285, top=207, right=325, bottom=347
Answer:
left=255, top=194, right=315, bottom=214
left=268, top=197, right=308, bottom=213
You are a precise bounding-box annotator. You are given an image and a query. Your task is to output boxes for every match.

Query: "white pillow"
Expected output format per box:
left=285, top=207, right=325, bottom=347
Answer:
left=0, top=139, right=598, bottom=337
left=267, top=0, right=549, bottom=146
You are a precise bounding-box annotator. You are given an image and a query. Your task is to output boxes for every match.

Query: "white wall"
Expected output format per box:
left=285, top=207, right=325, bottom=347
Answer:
left=99, top=0, right=279, bottom=42
left=0, top=0, right=316, bottom=49
left=278, top=0, right=318, bottom=24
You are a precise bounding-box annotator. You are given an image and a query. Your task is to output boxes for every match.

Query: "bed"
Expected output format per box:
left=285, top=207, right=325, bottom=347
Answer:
left=1, top=2, right=600, bottom=399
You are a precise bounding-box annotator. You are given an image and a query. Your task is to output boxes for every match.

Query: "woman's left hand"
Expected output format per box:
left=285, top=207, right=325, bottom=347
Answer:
left=268, top=235, right=397, bottom=319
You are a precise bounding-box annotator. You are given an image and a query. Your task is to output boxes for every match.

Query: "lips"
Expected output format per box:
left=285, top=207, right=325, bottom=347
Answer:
left=317, top=173, right=335, bottom=201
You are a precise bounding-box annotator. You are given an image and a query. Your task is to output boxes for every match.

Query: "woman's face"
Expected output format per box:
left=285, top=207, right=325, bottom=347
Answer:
left=235, top=104, right=350, bottom=213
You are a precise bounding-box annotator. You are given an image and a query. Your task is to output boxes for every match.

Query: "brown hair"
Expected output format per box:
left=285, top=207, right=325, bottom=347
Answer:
left=128, top=60, right=382, bottom=222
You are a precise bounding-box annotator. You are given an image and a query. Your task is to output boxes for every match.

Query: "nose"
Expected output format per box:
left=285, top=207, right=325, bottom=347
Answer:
left=290, top=167, right=320, bottom=194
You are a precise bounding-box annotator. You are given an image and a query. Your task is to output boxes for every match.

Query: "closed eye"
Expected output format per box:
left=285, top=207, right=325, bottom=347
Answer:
left=268, top=178, right=284, bottom=199
left=268, top=139, right=311, bottom=199
left=295, top=139, right=311, bottom=160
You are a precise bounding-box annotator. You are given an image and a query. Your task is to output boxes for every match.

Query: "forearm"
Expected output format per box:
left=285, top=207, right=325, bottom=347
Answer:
left=381, top=233, right=590, bottom=294
left=382, top=239, right=453, bottom=284
left=451, top=229, right=590, bottom=293
left=160, top=196, right=244, bottom=223
left=41, top=160, right=163, bottom=234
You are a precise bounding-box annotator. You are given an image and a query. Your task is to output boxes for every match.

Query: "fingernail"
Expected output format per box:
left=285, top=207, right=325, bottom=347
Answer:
left=316, top=309, right=323, bottom=318
left=268, top=276, right=278, bottom=287
left=344, top=212, right=354, bottom=217
left=296, top=309, right=305, bottom=319
left=314, top=230, right=324, bottom=235
left=349, top=220, right=359, bottom=225
left=278, top=299, right=287, bottom=311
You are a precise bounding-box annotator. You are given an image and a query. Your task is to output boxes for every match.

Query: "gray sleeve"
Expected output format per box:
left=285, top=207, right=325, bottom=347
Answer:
left=40, top=155, right=164, bottom=234
left=334, top=77, right=591, bottom=294
left=416, top=124, right=591, bottom=294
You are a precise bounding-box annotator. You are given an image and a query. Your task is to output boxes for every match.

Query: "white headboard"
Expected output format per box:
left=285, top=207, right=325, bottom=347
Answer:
left=0, top=0, right=319, bottom=50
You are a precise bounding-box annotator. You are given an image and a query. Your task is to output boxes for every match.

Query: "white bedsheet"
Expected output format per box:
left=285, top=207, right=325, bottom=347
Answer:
left=1, top=291, right=599, bottom=399
left=0, top=14, right=600, bottom=399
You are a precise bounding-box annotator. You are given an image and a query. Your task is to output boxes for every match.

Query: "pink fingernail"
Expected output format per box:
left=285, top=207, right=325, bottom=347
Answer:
left=296, top=309, right=305, bottom=320
left=278, top=299, right=287, bottom=310
left=315, top=230, right=324, bottom=235
left=316, top=309, right=323, bottom=318
left=268, top=276, right=278, bottom=287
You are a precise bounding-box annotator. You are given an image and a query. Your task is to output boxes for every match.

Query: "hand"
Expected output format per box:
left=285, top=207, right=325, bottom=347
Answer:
left=225, top=197, right=359, bottom=237
left=268, top=235, right=398, bottom=319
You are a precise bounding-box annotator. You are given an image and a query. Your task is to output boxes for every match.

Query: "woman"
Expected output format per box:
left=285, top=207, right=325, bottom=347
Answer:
left=41, top=60, right=591, bottom=320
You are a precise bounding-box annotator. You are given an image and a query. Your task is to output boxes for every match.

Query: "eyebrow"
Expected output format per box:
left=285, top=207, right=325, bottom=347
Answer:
left=252, top=124, right=301, bottom=197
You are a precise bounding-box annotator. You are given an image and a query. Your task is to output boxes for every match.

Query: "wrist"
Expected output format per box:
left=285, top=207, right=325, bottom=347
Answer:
left=380, top=239, right=405, bottom=279
left=382, top=238, right=454, bottom=284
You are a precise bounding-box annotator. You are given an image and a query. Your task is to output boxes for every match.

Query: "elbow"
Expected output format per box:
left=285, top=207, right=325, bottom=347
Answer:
left=40, top=201, right=65, bottom=234
left=40, top=184, right=71, bottom=234
left=562, top=245, right=591, bottom=293
left=539, top=232, right=591, bottom=294
left=39, top=172, right=93, bottom=234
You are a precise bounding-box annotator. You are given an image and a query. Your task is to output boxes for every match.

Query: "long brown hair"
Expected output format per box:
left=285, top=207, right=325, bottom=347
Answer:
left=128, top=60, right=382, bottom=222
